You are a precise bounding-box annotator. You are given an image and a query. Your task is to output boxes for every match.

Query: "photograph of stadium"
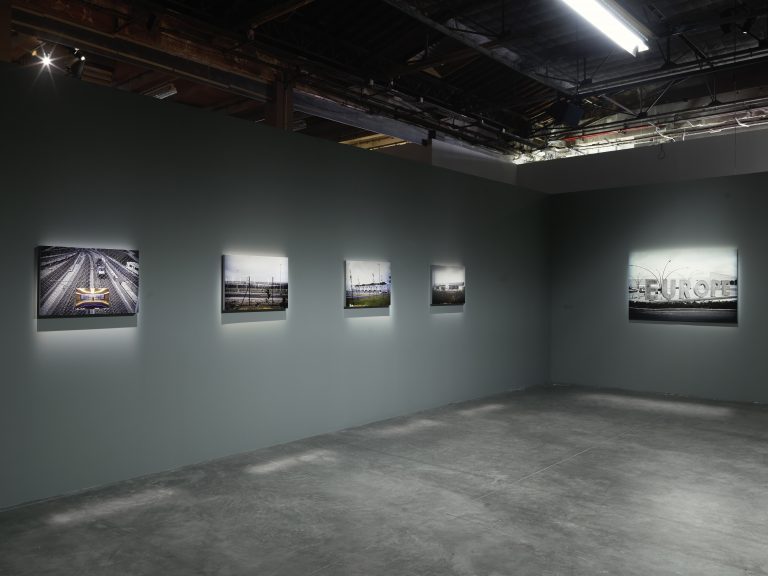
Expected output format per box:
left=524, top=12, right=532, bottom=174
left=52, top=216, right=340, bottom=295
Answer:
left=628, top=247, right=738, bottom=324
left=431, top=265, right=465, bottom=306
left=37, top=246, right=140, bottom=318
left=345, top=260, right=391, bottom=309
left=222, top=254, right=288, bottom=312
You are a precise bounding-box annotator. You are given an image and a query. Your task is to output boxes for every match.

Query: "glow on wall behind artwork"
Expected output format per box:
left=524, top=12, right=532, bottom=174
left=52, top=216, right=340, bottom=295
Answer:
left=627, top=247, right=738, bottom=324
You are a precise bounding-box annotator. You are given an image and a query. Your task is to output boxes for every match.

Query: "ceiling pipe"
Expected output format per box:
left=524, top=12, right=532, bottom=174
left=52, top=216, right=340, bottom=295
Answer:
left=539, top=93, right=768, bottom=140
left=578, top=45, right=768, bottom=97
left=12, top=4, right=538, bottom=153
left=382, top=0, right=768, bottom=105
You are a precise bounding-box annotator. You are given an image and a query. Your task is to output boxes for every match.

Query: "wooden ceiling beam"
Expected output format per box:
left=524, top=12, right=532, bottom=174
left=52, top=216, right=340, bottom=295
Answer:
left=0, top=0, right=10, bottom=62
left=12, top=0, right=276, bottom=98
left=10, top=0, right=536, bottom=152
left=13, top=0, right=277, bottom=82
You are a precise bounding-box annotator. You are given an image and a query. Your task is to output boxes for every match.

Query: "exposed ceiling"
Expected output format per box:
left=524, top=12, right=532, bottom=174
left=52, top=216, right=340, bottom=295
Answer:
left=8, top=0, right=768, bottom=162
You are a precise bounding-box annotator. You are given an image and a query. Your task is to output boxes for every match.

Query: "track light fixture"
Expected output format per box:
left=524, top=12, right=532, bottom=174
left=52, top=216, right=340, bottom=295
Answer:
left=720, top=7, right=755, bottom=37
left=68, top=49, right=86, bottom=79
left=741, top=17, right=755, bottom=35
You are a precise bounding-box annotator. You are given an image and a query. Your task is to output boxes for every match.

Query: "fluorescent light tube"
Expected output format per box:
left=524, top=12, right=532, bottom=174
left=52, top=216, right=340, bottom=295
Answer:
left=561, top=0, right=649, bottom=56
left=145, top=83, right=178, bottom=100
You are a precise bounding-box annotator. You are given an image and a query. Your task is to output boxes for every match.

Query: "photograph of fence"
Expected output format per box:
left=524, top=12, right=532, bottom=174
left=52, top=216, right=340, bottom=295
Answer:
left=223, top=254, right=288, bottom=312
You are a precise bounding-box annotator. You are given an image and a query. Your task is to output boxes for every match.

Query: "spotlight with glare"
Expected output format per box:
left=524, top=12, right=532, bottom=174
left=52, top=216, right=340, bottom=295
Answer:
left=41, top=54, right=52, bottom=67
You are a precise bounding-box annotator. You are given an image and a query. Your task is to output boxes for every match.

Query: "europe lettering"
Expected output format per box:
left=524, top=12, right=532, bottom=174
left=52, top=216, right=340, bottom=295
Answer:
left=643, top=279, right=730, bottom=301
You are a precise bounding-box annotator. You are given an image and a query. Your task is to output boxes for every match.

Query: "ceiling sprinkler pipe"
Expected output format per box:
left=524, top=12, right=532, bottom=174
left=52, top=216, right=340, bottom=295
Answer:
left=541, top=93, right=768, bottom=141
left=567, top=116, right=768, bottom=152
left=577, top=45, right=768, bottom=97
left=561, top=124, right=651, bottom=141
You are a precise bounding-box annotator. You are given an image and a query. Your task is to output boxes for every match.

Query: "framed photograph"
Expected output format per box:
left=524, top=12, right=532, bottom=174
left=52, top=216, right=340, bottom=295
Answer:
left=345, top=260, right=391, bottom=309
left=222, top=254, right=288, bottom=312
left=431, top=265, right=465, bottom=306
left=37, top=246, right=140, bottom=318
left=628, top=247, right=738, bottom=324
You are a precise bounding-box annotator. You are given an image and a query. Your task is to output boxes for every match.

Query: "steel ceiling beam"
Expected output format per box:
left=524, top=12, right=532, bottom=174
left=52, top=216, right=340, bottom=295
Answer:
left=254, top=15, right=536, bottom=133
left=382, top=0, right=768, bottom=111
left=577, top=44, right=768, bottom=97
left=379, top=0, right=574, bottom=93
left=399, top=45, right=479, bottom=74
left=537, top=92, right=768, bottom=141
left=293, top=91, right=511, bottom=155
left=248, top=0, right=315, bottom=30
left=11, top=2, right=532, bottom=153
left=11, top=11, right=273, bottom=98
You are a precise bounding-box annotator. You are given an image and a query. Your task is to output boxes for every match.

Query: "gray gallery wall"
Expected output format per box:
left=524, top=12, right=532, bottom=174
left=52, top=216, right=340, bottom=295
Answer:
left=518, top=129, right=768, bottom=194
left=0, top=64, right=549, bottom=509
left=548, top=176, right=768, bottom=403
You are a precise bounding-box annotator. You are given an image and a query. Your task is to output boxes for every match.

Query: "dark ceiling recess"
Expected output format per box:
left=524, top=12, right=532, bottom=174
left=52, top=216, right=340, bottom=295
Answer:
left=8, top=0, right=768, bottom=161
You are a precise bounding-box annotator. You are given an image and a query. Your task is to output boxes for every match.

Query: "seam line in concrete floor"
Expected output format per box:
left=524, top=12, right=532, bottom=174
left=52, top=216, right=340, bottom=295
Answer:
left=333, top=418, right=659, bottom=503
left=306, top=512, right=442, bottom=576
left=440, top=507, right=756, bottom=575
left=5, top=388, right=768, bottom=576
left=101, top=519, right=208, bottom=576
left=466, top=422, right=660, bottom=507
left=329, top=433, right=508, bottom=485
left=432, top=419, right=766, bottom=576
left=306, top=419, right=666, bottom=575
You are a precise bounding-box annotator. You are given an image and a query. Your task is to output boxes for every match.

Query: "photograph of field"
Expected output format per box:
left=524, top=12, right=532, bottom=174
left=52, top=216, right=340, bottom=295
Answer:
left=431, top=265, right=465, bottom=306
left=628, top=247, right=737, bottom=324
left=345, top=260, right=391, bottom=309
left=222, top=254, right=288, bottom=312
left=38, top=246, right=140, bottom=317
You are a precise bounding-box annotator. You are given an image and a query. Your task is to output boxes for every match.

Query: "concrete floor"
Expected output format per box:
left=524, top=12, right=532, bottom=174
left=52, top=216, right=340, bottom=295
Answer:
left=1, top=386, right=767, bottom=576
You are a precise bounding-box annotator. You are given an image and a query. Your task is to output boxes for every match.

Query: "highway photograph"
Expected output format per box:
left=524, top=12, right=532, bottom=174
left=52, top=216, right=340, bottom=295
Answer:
left=38, top=246, right=140, bottom=317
